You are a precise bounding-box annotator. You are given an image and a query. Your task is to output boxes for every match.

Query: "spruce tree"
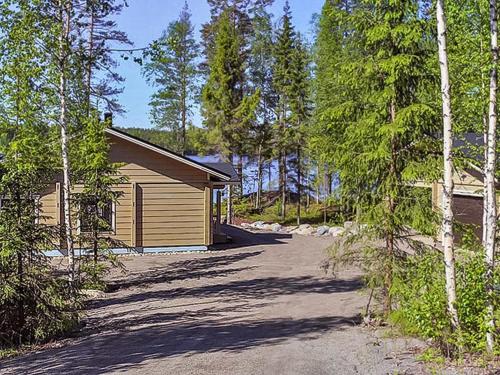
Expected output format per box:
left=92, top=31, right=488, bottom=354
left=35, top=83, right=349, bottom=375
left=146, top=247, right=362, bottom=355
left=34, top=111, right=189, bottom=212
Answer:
left=143, top=2, right=199, bottom=155
left=0, top=0, right=78, bottom=346
left=201, top=9, right=259, bottom=223
left=324, top=0, right=440, bottom=314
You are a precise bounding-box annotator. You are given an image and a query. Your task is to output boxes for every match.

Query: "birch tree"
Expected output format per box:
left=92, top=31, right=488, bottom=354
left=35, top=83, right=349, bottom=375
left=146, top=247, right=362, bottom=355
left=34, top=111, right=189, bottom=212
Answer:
left=484, top=0, right=497, bottom=353
left=56, top=0, right=76, bottom=289
left=436, top=0, right=460, bottom=331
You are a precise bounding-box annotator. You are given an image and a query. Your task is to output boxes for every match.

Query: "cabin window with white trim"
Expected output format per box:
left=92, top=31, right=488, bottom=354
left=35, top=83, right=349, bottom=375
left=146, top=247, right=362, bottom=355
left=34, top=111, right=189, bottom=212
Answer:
left=79, top=198, right=116, bottom=233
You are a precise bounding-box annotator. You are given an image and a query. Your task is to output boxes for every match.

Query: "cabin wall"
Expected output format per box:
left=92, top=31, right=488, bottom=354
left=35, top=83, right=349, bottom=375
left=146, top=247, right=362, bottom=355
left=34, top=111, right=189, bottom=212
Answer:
left=38, top=134, right=215, bottom=249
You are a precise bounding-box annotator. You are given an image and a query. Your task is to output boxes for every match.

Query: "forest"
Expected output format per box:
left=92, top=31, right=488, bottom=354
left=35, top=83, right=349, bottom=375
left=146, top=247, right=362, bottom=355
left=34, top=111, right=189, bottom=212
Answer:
left=0, top=0, right=498, bottom=365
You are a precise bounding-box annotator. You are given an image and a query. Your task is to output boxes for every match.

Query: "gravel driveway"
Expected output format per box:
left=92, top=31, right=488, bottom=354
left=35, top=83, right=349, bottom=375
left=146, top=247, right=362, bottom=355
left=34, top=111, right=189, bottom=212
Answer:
left=1, top=225, right=428, bottom=375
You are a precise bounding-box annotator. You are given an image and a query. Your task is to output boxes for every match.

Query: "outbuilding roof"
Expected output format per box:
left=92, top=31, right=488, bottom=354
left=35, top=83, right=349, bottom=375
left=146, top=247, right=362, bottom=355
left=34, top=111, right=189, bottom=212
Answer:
left=105, top=127, right=234, bottom=182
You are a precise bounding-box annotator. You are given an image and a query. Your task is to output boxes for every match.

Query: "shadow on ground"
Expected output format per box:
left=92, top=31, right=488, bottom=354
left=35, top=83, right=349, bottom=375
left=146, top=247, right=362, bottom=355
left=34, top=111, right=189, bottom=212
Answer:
left=108, top=250, right=263, bottom=291
left=3, top=313, right=360, bottom=375
left=210, top=225, right=293, bottom=250
left=99, top=275, right=363, bottom=308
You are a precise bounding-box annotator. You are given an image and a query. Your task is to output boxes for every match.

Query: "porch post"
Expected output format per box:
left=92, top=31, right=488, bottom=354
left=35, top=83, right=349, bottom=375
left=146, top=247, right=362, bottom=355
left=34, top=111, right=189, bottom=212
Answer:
left=216, top=190, right=222, bottom=234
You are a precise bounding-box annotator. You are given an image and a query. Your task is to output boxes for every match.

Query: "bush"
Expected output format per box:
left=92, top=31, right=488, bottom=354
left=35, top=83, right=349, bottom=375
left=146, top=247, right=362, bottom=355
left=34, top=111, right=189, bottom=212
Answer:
left=391, top=248, right=499, bottom=354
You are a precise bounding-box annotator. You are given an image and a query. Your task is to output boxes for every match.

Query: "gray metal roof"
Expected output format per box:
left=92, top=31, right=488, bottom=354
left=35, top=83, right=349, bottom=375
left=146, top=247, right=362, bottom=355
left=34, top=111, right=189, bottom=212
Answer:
left=204, top=162, right=240, bottom=183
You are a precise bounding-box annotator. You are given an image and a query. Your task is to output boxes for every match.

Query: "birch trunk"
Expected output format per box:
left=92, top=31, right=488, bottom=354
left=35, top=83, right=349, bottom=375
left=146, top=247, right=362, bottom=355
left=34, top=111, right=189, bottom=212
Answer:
left=58, top=0, right=75, bottom=288
left=436, top=0, right=460, bottom=331
left=484, top=0, right=497, bottom=353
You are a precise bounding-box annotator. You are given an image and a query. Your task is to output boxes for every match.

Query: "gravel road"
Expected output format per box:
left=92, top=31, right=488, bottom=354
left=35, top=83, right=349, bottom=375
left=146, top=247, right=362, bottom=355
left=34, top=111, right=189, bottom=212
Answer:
left=1, top=225, right=432, bottom=375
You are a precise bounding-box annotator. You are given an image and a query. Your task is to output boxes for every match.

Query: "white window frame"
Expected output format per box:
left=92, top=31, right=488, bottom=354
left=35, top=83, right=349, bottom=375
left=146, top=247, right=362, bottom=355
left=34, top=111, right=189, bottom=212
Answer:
left=77, top=199, right=116, bottom=235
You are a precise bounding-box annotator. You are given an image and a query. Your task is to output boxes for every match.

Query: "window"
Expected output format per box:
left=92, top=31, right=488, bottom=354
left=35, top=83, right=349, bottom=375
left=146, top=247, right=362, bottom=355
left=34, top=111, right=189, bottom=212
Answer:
left=79, top=198, right=115, bottom=233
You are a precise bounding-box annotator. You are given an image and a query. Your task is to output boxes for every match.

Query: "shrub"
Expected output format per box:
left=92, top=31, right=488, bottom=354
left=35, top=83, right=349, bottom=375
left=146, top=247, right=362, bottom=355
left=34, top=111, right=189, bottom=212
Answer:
left=391, top=248, right=499, bottom=354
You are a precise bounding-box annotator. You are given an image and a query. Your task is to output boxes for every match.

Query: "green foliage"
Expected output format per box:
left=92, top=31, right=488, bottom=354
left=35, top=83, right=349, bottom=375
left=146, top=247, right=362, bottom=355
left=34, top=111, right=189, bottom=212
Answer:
left=201, top=9, right=259, bottom=160
left=0, top=0, right=80, bottom=348
left=143, top=3, right=199, bottom=154
left=117, top=125, right=216, bottom=155
left=72, top=114, right=127, bottom=288
left=392, top=248, right=500, bottom=354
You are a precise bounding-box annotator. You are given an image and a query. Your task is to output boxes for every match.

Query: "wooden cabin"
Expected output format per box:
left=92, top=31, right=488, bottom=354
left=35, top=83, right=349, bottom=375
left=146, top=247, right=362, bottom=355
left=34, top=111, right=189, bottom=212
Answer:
left=39, top=127, right=239, bottom=255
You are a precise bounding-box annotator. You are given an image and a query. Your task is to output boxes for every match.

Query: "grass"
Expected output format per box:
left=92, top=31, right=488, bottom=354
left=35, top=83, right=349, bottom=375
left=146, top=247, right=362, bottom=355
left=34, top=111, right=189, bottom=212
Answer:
left=232, top=200, right=345, bottom=226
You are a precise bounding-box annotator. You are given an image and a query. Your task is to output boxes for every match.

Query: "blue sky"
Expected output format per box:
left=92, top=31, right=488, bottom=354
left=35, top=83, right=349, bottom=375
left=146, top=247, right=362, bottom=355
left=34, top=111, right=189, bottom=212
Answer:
left=111, top=0, right=323, bottom=128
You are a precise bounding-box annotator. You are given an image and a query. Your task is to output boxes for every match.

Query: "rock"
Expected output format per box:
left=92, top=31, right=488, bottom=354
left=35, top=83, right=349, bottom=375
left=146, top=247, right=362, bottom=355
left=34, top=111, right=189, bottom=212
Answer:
left=240, top=222, right=251, bottom=228
left=252, top=221, right=265, bottom=228
left=316, top=225, right=330, bottom=236
left=260, top=223, right=272, bottom=231
left=81, top=289, right=106, bottom=300
left=328, top=226, right=345, bottom=237
left=271, top=223, right=282, bottom=232
left=292, top=224, right=315, bottom=235
left=343, top=221, right=354, bottom=230
left=284, top=226, right=298, bottom=233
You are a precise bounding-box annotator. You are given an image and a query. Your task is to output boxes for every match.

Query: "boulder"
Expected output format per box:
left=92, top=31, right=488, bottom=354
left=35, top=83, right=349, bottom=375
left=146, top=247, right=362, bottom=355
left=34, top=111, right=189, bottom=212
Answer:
left=252, top=221, right=265, bottom=228
left=240, top=222, right=251, bottom=228
left=292, top=224, right=315, bottom=236
left=328, top=226, right=345, bottom=237
left=271, top=223, right=282, bottom=232
left=316, top=225, right=330, bottom=236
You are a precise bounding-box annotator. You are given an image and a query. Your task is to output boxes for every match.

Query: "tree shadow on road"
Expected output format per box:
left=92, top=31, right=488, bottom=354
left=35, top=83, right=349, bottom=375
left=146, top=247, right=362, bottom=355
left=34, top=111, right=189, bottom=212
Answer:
left=107, top=250, right=263, bottom=292
left=1, top=312, right=361, bottom=375
left=98, top=275, right=363, bottom=308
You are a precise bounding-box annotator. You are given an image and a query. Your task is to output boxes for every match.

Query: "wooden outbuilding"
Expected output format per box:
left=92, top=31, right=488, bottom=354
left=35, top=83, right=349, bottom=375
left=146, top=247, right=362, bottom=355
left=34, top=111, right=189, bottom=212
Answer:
left=38, top=127, right=239, bottom=254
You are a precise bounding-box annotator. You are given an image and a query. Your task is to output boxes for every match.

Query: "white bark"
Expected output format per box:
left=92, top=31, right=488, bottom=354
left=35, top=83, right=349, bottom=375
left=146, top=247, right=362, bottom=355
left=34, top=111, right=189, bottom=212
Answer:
left=484, top=0, right=497, bottom=353
left=227, top=185, right=232, bottom=225
left=58, top=0, right=75, bottom=287
left=436, top=0, right=460, bottom=331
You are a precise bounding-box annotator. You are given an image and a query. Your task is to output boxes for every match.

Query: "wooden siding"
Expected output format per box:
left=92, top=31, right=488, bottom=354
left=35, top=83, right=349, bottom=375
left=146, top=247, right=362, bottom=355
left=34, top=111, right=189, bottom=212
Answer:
left=38, top=132, right=216, bottom=249
left=137, top=183, right=206, bottom=247
left=108, top=133, right=208, bottom=184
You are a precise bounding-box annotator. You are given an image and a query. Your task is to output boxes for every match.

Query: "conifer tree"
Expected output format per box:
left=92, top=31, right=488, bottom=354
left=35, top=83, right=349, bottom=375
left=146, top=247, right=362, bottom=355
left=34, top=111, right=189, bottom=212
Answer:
left=323, top=0, right=440, bottom=314
left=143, top=2, right=199, bottom=155
left=248, top=6, right=275, bottom=209
left=272, top=1, right=296, bottom=220
left=201, top=9, right=259, bottom=223
left=289, top=34, right=311, bottom=225
left=0, top=0, right=77, bottom=346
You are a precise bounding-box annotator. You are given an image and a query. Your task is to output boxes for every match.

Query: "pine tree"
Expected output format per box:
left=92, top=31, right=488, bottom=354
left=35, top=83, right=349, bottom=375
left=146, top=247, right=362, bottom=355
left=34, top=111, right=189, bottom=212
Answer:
left=201, top=0, right=274, bottom=72
left=289, top=34, right=311, bottom=225
left=77, top=0, right=131, bottom=115
left=272, top=1, right=296, bottom=220
left=143, top=2, right=199, bottom=155
left=248, top=6, right=275, bottom=209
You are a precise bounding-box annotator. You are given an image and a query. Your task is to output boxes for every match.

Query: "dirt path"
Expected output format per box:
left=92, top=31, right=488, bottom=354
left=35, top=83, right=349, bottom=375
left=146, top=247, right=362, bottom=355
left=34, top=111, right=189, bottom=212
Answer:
left=0, top=226, right=428, bottom=375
